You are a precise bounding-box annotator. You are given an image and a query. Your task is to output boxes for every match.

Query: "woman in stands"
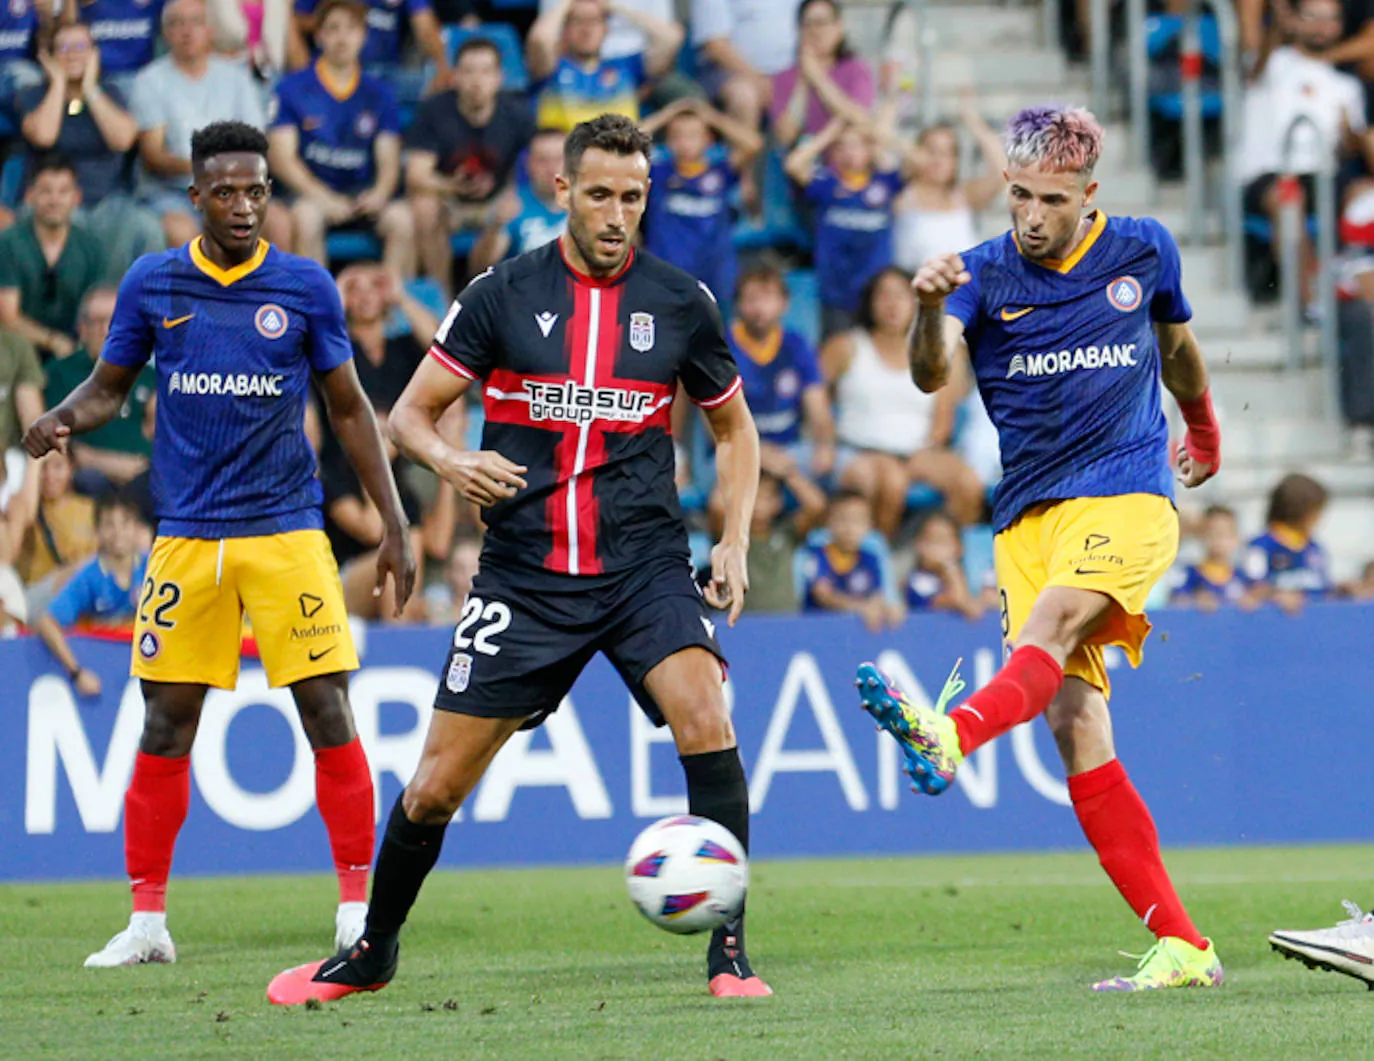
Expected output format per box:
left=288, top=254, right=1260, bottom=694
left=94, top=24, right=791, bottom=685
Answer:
left=821, top=266, right=984, bottom=539
left=770, top=0, right=875, bottom=148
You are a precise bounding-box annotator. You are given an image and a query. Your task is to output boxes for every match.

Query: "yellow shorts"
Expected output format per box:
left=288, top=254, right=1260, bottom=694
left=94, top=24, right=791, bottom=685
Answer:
left=993, top=494, right=1179, bottom=698
left=131, top=529, right=359, bottom=690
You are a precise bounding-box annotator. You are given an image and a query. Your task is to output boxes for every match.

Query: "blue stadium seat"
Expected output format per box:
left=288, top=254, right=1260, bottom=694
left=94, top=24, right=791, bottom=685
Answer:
left=731, top=149, right=809, bottom=253
left=325, top=229, right=382, bottom=264
left=1145, top=14, right=1224, bottom=121
left=905, top=483, right=942, bottom=512
left=960, top=524, right=994, bottom=593
left=442, top=23, right=529, bottom=91
left=0, top=153, right=25, bottom=208
left=781, top=269, right=819, bottom=349
left=1244, top=213, right=1321, bottom=246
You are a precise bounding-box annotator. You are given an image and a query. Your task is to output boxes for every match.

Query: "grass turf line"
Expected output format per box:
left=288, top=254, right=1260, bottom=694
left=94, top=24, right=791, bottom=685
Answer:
left=4, top=845, right=1372, bottom=1060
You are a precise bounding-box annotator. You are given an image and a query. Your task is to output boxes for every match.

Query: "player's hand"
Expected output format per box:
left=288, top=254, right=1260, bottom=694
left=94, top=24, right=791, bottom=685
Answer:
left=445, top=450, right=528, bottom=507
left=705, top=538, right=749, bottom=626
left=73, top=667, right=102, bottom=698
left=374, top=522, right=417, bottom=617
left=23, top=410, right=73, bottom=457
left=913, top=254, right=971, bottom=307
left=1175, top=441, right=1217, bottom=489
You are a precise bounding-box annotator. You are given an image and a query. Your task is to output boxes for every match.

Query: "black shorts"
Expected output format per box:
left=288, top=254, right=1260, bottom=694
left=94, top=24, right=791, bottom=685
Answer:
left=433, top=554, right=726, bottom=728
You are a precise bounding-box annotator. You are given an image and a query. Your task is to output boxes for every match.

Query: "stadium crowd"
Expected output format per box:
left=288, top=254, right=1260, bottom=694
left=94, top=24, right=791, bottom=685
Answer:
left=0, top=0, right=1372, bottom=677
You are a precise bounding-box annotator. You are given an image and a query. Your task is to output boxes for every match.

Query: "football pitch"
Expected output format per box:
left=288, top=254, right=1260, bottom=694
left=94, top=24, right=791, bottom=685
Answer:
left=5, top=845, right=1371, bottom=1060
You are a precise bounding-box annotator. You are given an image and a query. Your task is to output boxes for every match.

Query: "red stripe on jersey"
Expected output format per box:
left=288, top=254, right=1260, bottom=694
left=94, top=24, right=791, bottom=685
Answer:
left=694, top=375, right=743, bottom=409
left=574, top=283, right=623, bottom=576
left=546, top=278, right=590, bottom=573
left=428, top=345, right=479, bottom=380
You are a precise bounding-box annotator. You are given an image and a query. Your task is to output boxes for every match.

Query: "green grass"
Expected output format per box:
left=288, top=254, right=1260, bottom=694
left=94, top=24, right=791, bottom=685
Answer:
left=5, top=846, right=1373, bottom=1059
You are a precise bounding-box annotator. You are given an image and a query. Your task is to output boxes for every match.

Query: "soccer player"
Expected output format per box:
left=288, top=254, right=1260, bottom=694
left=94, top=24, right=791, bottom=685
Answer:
left=1270, top=903, right=1374, bottom=986
left=855, top=106, right=1226, bottom=991
left=23, top=120, right=416, bottom=967
left=267, top=112, right=769, bottom=1005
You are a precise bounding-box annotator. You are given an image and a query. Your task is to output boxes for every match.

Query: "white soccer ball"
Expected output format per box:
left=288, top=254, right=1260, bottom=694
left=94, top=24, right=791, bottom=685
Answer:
left=624, top=815, right=748, bottom=935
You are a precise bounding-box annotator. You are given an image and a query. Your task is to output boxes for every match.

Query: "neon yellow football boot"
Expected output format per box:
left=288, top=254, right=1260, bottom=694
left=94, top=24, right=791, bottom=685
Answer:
left=855, top=659, right=965, bottom=795
left=1092, top=936, right=1224, bottom=992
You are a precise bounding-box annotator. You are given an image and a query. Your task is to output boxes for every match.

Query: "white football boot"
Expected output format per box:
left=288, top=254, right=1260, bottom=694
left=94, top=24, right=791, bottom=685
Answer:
left=335, top=902, right=368, bottom=950
left=84, top=913, right=177, bottom=968
left=1270, top=901, right=1374, bottom=987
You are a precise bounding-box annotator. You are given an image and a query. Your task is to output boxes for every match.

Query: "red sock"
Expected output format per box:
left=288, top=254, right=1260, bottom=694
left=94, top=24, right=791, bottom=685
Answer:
left=949, top=645, right=1064, bottom=756
left=1069, top=760, right=1205, bottom=949
left=314, top=738, right=375, bottom=904
left=125, top=751, right=191, bottom=914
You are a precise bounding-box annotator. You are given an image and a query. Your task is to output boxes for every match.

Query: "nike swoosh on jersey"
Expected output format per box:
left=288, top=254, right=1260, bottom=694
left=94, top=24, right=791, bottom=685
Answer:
left=999, top=307, right=1034, bottom=321
left=162, top=314, right=196, bottom=329
left=308, top=645, right=337, bottom=662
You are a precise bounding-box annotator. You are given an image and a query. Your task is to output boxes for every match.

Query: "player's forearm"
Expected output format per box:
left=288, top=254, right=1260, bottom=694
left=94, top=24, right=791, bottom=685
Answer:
left=709, top=408, right=760, bottom=547
left=909, top=304, right=951, bottom=392
left=52, top=374, right=130, bottom=434
left=1159, top=325, right=1209, bottom=404
left=390, top=401, right=460, bottom=484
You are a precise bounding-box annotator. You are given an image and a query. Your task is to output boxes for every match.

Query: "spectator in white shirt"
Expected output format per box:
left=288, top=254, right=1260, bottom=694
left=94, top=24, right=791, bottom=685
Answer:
left=690, top=0, right=801, bottom=132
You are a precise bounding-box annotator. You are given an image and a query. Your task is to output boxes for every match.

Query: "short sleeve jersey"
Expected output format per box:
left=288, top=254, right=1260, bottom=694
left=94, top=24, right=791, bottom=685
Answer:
left=428, top=241, right=741, bottom=578
left=272, top=63, right=400, bottom=193
left=294, top=0, right=432, bottom=67
left=729, top=322, right=820, bottom=446
left=1243, top=529, right=1332, bottom=597
left=807, top=166, right=902, bottom=313
left=946, top=212, right=1191, bottom=533
left=1171, top=560, right=1251, bottom=605
left=47, top=552, right=150, bottom=627
left=84, top=0, right=167, bottom=72
left=506, top=185, right=567, bottom=257
left=0, top=0, right=37, bottom=63
left=799, top=542, right=883, bottom=611
left=905, top=566, right=943, bottom=611
left=535, top=53, right=645, bottom=133
left=646, top=147, right=738, bottom=302
left=100, top=239, right=354, bottom=538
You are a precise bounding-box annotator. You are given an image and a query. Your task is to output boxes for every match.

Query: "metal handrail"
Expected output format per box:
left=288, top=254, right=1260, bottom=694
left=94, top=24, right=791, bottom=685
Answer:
left=1275, top=115, right=1338, bottom=388
left=1127, top=0, right=1149, bottom=171
left=1090, top=0, right=1110, bottom=121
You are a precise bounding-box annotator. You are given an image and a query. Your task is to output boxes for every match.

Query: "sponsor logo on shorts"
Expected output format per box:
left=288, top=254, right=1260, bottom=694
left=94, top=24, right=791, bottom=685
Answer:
left=1106, top=275, right=1143, bottom=312
left=1006, top=343, right=1138, bottom=379
left=291, top=622, right=342, bottom=640
left=446, top=652, right=473, bottom=693
left=519, top=380, right=666, bottom=426
left=628, top=312, right=655, bottom=352
left=1071, top=533, right=1125, bottom=576
left=138, top=631, right=160, bottom=660
left=254, top=303, right=289, bottom=340
left=299, top=593, right=324, bottom=618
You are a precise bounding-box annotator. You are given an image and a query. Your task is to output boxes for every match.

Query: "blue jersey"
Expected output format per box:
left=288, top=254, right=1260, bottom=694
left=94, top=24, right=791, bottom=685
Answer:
left=800, top=543, right=884, bottom=611
left=729, top=322, right=820, bottom=446
left=646, top=149, right=737, bottom=304
left=48, top=552, right=150, bottom=627
left=1171, top=560, right=1251, bottom=605
left=272, top=63, right=400, bottom=193
left=1243, top=527, right=1331, bottom=597
left=905, top=567, right=944, bottom=611
left=947, top=212, right=1191, bottom=533
left=0, top=0, right=37, bottom=62
left=807, top=166, right=901, bottom=313
left=100, top=239, right=354, bottom=538
left=535, top=53, right=644, bottom=132
left=506, top=185, right=567, bottom=257
left=295, top=0, right=431, bottom=67
left=85, top=0, right=166, bottom=73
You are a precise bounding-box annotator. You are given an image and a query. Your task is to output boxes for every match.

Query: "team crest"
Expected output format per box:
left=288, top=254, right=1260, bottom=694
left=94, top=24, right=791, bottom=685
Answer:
left=863, top=183, right=888, bottom=207
left=255, top=303, right=289, bottom=339
left=775, top=368, right=799, bottom=399
left=1106, top=276, right=1142, bottom=312
left=629, top=312, right=655, bottom=352
left=354, top=111, right=377, bottom=138
left=139, top=631, right=160, bottom=660
left=446, top=652, right=473, bottom=693
left=700, top=171, right=722, bottom=195
left=9, top=0, right=28, bottom=16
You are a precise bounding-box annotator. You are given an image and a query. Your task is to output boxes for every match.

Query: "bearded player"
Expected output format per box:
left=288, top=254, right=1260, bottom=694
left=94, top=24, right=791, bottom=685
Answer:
left=267, top=113, right=768, bottom=1004
left=856, top=106, right=1225, bottom=991
left=24, top=121, right=416, bottom=967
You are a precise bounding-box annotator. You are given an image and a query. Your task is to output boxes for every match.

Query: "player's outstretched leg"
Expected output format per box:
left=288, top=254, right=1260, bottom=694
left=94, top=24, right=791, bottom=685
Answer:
left=86, top=683, right=203, bottom=969
left=855, top=660, right=967, bottom=795
left=1270, top=902, right=1374, bottom=987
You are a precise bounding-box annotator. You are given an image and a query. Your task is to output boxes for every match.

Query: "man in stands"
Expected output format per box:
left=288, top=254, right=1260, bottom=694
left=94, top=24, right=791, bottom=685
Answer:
left=468, top=128, right=568, bottom=274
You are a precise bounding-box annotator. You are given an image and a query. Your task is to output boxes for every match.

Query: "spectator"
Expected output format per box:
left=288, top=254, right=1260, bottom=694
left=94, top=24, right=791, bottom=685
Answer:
left=538, top=0, right=670, bottom=62
left=1343, top=558, right=1374, bottom=599
left=268, top=0, right=413, bottom=276
left=1237, top=0, right=1371, bottom=308
left=1244, top=471, right=1333, bottom=611
left=336, top=262, right=438, bottom=412
left=526, top=0, right=684, bottom=133
left=904, top=508, right=988, bottom=620
left=206, top=0, right=289, bottom=77
left=0, top=455, right=39, bottom=635
left=130, top=0, right=278, bottom=248
left=0, top=321, right=43, bottom=449
left=0, top=0, right=50, bottom=139
left=726, top=260, right=833, bottom=477
left=770, top=0, right=873, bottom=148
left=405, top=36, right=535, bottom=295
left=15, top=448, right=97, bottom=590
left=799, top=488, right=901, bottom=631
left=78, top=0, right=169, bottom=92
left=0, top=155, right=104, bottom=361
left=741, top=465, right=826, bottom=614
left=19, top=20, right=163, bottom=284
left=640, top=96, right=761, bottom=311
left=290, top=0, right=449, bottom=86
left=468, top=127, right=567, bottom=274
left=1170, top=504, right=1256, bottom=611
left=785, top=116, right=901, bottom=340
left=691, top=0, right=800, bottom=132
left=33, top=491, right=147, bottom=698
left=822, top=266, right=983, bottom=537
left=44, top=287, right=155, bottom=496
left=426, top=526, right=481, bottom=623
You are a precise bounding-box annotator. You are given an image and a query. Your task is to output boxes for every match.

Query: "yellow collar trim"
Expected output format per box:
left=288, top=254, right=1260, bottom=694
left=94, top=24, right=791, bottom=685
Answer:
left=824, top=543, right=860, bottom=575
left=675, top=159, right=708, bottom=180
left=1198, top=559, right=1235, bottom=585
left=731, top=321, right=783, bottom=366
left=315, top=58, right=359, bottom=102
left=1016, top=209, right=1107, bottom=275
left=190, top=237, right=269, bottom=287
left=1269, top=522, right=1310, bottom=551
left=838, top=169, right=872, bottom=192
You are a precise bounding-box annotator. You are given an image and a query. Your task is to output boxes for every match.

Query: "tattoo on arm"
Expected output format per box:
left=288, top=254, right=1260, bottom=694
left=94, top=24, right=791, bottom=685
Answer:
left=909, top=305, right=950, bottom=391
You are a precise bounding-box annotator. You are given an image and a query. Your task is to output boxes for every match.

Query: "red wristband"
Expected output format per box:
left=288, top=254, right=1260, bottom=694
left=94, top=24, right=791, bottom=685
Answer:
left=1177, top=388, right=1221, bottom=470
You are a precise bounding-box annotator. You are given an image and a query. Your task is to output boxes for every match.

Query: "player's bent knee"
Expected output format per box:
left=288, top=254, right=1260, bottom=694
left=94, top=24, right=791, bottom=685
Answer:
left=1019, top=588, right=1112, bottom=659
left=401, top=778, right=465, bottom=825
left=669, top=706, right=736, bottom=756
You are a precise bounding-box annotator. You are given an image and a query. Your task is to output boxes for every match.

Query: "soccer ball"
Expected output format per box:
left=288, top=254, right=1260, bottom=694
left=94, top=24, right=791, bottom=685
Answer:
left=624, top=815, right=748, bottom=935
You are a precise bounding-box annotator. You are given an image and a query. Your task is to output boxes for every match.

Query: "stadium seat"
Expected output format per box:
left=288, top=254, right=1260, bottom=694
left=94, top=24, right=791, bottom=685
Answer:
left=325, top=229, right=383, bottom=264
left=0, top=152, right=24, bottom=208
left=442, top=23, right=529, bottom=91
left=781, top=269, right=819, bottom=349
left=1145, top=14, right=1223, bottom=121
left=960, top=524, right=995, bottom=594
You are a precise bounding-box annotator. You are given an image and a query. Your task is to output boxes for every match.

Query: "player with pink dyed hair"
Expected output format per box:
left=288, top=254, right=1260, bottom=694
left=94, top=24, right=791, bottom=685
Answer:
left=856, top=104, right=1227, bottom=991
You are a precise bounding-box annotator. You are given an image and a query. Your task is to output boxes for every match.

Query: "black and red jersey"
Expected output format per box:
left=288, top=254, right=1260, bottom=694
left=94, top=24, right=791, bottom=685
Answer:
left=429, top=239, right=742, bottom=578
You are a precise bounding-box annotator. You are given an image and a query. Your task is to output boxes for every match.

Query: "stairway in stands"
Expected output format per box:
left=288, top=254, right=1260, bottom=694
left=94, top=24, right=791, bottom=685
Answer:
left=842, top=0, right=1373, bottom=577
